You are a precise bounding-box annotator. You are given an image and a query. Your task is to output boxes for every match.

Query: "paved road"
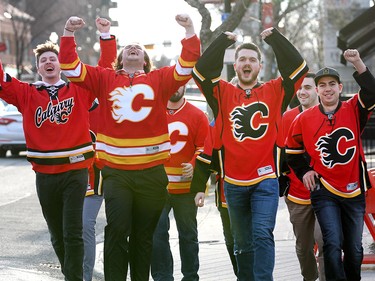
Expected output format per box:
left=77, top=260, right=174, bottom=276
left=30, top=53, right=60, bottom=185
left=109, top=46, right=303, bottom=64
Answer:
left=1, top=156, right=374, bottom=280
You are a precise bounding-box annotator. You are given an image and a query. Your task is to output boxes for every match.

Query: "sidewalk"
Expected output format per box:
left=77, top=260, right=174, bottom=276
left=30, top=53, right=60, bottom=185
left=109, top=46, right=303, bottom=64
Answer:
left=93, top=186, right=375, bottom=281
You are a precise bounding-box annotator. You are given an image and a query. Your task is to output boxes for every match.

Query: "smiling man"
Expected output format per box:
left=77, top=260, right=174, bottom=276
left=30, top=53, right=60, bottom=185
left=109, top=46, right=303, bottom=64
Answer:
left=0, top=40, right=116, bottom=281
left=278, top=73, right=325, bottom=281
left=151, top=85, right=209, bottom=281
left=286, top=50, right=375, bottom=281
left=59, top=14, right=200, bottom=281
left=192, top=28, right=308, bottom=280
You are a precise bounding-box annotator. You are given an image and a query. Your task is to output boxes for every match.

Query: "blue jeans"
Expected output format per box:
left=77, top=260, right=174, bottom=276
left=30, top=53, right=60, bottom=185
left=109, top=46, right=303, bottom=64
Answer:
left=151, top=192, right=199, bottom=281
left=311, top=186, right=365, bottom=281
left=224, top=178, right=279, bottom=281
left=83, top=194, right=103, bottom=281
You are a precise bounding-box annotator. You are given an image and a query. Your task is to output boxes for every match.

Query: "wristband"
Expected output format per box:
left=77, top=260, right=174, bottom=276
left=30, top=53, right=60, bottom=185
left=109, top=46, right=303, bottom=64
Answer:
left=100, top=32, right=111, bottom=39
left=65, top=27, right=74, bottom=33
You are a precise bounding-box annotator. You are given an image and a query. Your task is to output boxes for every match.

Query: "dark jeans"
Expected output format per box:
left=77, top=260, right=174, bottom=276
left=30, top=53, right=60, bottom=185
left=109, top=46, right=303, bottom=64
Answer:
left=311, top=186, right=365, bottom=281
left=218, top=205, right=237, bottom=277
left=102, top=165, right=168, bottom=281
left=151, top=192, right=199, bottom=281
left=36, top=168, right=88, bottom=281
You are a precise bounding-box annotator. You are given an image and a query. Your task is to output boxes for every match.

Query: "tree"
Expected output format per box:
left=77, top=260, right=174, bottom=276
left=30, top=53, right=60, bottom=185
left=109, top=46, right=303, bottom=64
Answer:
left=5, top=0, right=113, bottom=79
left=183, top=0, right=315, bottom=81
left=184, top=0, right=253, bottom=50
left=261, top=0, right=318, bottom=80
left=3, top=3, right=34, bottom=79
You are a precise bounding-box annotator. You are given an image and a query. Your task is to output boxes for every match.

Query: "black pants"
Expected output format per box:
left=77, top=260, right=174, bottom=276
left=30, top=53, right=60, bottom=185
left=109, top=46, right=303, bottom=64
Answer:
left=102, top=165, right=168, bottom=281
left=218, top=205, right=238, bottom=277
left=36, top=168, right=88, bottom=281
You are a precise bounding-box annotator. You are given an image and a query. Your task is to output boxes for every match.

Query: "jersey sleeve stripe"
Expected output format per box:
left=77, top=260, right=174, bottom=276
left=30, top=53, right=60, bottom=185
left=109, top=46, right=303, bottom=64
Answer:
left=61, top=62, right=87, bottom=82
left=285, top=148, right=305, bottom=154
left=289, top=60, right=307, bottom=80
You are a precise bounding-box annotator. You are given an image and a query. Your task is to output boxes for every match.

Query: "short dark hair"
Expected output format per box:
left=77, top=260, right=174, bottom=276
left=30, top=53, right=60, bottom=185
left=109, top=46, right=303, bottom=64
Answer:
left=114, top=47, right=152, bottom=73
left=234, top=43, right=262, bottom=62
left=33, top=41, right=59, bottom=67
left=305, top=72, right=316, bottom=80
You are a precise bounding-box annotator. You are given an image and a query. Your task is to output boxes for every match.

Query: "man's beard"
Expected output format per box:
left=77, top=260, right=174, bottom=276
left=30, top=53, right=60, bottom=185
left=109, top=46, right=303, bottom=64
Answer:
left=238, top=73, right=257, bottom=86
left=169, top=93, right=184, bottom=102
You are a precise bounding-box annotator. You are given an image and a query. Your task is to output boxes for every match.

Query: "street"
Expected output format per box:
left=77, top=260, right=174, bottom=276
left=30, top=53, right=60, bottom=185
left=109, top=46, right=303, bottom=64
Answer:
left=0, top=155, right=106, bottom=281
left=0, top=155, right=374, bottom=281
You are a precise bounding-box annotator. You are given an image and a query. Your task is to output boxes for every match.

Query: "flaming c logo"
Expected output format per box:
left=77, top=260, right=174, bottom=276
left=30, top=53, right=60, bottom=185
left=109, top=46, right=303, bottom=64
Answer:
left=109, top=84, right=154, bottom=123
left=315, top=128, right=356, bottom=168
left=230, top=102, right=269, bottom=141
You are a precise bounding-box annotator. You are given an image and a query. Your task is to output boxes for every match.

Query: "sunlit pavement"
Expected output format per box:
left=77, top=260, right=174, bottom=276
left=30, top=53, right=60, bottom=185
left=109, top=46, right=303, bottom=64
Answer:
left=93, top=188, right=375, bottom=281
left=2, top=187, right=374, bottom=281
left=0, top=265, right=62, bottom=281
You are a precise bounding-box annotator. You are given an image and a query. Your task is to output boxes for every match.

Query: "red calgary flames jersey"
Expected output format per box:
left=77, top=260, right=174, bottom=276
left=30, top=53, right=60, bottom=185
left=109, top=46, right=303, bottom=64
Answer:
left=286, top=97, right=370, bottom=197
left=59, top=35, right=200, bottom=170
left=165, top=100, right=209, bottom=194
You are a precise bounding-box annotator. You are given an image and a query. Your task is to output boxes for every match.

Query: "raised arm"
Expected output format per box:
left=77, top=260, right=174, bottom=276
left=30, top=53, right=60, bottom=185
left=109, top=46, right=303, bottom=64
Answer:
left=95, top=17, right=117, bottom=69
left=59, top=17, right=103, bottom=95
left=193, top=32, right=235, bottom=83
left=175, top=14, right=195, bottom=39
left=262, top=27, right=308, bottom=112
left=262, top=27, right=307, bottom=81
left=344, top=49, right=366, bottom=74
left=174, top=13, right=200, bottom=63
left=96, top=17, right=111, bottom=35
left=0, top=60, right=26, bottom=107
left=159, top=14, right=201, bottom=101
left=344, top=49, right=375, bottom=129
left=63, top=16, right=85, bottom=36
left=192, top=32, right=235, bottom=118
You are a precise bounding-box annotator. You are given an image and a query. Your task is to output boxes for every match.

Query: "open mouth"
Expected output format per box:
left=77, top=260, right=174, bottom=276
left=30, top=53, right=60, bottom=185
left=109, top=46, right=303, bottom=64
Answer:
left=128, top=50, right=138, bottom=55
left=45, top=66, right=54, bottom=72
left=243, top=69, right=251, bottom=75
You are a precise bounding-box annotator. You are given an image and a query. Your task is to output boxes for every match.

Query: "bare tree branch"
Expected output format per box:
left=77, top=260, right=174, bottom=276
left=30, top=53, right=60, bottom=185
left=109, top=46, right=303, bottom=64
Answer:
left=184, top=0, right=252, bottom=50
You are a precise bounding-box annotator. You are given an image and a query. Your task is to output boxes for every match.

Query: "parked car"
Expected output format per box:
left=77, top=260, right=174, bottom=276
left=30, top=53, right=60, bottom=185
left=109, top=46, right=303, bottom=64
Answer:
left=0, top=103, right=26, bottom=157
left=185, top=83, right=212, bottom=120
left=185, top=95, right=209, bottom=114
left=0, top=99, right=6, bottom=112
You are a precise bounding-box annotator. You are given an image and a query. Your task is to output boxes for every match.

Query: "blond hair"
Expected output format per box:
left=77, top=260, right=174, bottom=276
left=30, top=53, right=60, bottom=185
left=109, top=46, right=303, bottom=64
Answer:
left=33, top=41, right=59, bottom=67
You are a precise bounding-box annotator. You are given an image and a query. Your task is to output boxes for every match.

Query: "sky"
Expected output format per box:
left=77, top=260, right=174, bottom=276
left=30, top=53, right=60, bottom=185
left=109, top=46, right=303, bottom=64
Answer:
left=108, top=0, right=374, bottom=59
left=109, top=0, right=204, bottom=49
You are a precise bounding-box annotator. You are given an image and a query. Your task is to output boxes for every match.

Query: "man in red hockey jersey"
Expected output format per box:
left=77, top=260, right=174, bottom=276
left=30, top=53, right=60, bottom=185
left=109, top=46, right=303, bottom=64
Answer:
left=286, top=49, right=375, bottom=281
left=59, top=14, right=200, bottom=281
left=278, top=73, right=325, bottom=281
left=0, top=40, right=114, bottom=280
left=192, top=28, right=308, bottom=280
left=151, top=85, right=209, bottom=281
